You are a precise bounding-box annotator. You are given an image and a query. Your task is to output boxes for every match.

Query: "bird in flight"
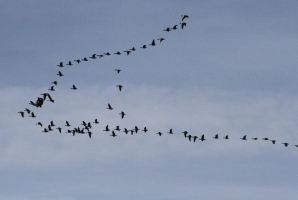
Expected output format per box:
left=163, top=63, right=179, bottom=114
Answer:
left=252, top=138, right=258, bottom=140
left=167, top=129, right=173, bottom=134
left=119, top=111, right=126, bottom=119
left=142, top=127, right=148, bottom=133
left=89, top=54, right=97, bottom=59
left=213, top=134, right=219, bottom=139
left=157, top=38, right=165, bottom=43
left=193, top=136, right=198, bottom=142
left=103, top=125, right=110, bottom=132
left=82, top=57, right=88, bottom=61
left=29, top=112, right=36, bottom=118
left=181, top=15, right=189, bottom=21
left=156, top=132, right=162, bottom=136
left=36, top=122, right=42, bottom=127
left=199, top=134, right=206, bottom=141
left=65, top=121, right=71, bottom=127
left=114, top=126, right=121, bottom=131
left=48, top=86, right=55, bottom=91
left=114, top=51, right=121, bottom=55
left=130, top=47, right=136, bottom=51
left=56, top=127, right=62, bottom=133
left=223, top=135, right=229, bottom=139
left=123, top=128, right=129, bottom=134
left=149, top=39, right=156, bottom=46
left=116, top=85, right=123, bottom=91
left=71, top=85, right=77, bottom=90
left=57, top=62, right=64, bottom=67
left=262, top=138, right=269, bottom=140
left=66, top=61, right=73, bottom=66
left=124, top=50, right=131, bottom=56
left=240, top=135, right=247, bottom=140
left=140, top=45, right=147, bottom=49
left=57, top=71, right=64, bottom=77
left=114, top=69, right=121, bottom=73
left=282, top=143, right=289, bottom=147
left=104, top=52, right=111, bottom=56
left=171, top=25, right=178, bottom=30
left=74, top=59, right=81, bottom=64
left=50, top=121, right=55, bottom=126
left=18, top=111, right=24, bottom=118
left=51, top=81, right=58, bottom=86
left=180, top=22, right=187, bottom=29
left=110, top=131, right=117, bottom=137
left=107, top=103, right=113, bottom=110
left=24, top=108, right=31, bottom=114
left=163, top=27, right=171, bottom=32
left=93, top=119, right=99, bottom=124
left=182, top=131, right=188, bottom=138
left=270, top=140, right=276, bottom=144
left=187, top=135, right=192, bottom=141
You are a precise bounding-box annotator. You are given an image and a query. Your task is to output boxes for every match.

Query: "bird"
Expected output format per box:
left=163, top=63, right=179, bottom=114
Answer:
left=156, top=132, right=162, bottom=136
left=167, top=129, right=173, bottom=134
left=29, top=112, right=36, bottom=118
left=50, top=121, right=55, bottom=126
left=88, top=131, right=92, bottom=138
left=89, top=54, right=96, bottom=59
left=129, top=130, right=134, bottom=135
left=163, top=27, right=171, bottom=32
left=93, top=119, right=99, bottom=124
left=114, top=51, right=121, bottom=55
left=81, top=121, right=87, bottom=126
left=36, top=122, right=42, bottom=127
left=181, top=15, right=189, bottom=21
left=104, top=52, right=111, bottom=56
left=171, top=25, right=178, bottom=30
left=199, top=134, right=206, bottom=141
left=124, top=50, right=131, bottom=56
left=270, top=140, right=276, bottom=144
left=56, top=127, right=62, bottom=133
left=140, top=45, right=147, bottom=49
left=119, top=111, right=126, bottom=119
left=142, top=127, right=148, bottom=133
left=57, top=71, right=63, bottom=77
left=74, top=59, right=81, bottom=64
left=116, top=85, right=123, bottom=91
left=71, top=84, right=77, bottom=90
left=193, top=136, right=198, bottom=142
left=182, top=131, right=188, bottom=138
left=48, top=125, right=53, bottom=131
left=57, top=62, right=64, bottom=67
left=65, top=121, right=71, bottom=127
left=187, top=135, right=192, bottom=141
left=213, top=134, right=219, bottom=139
left=240, top=135, right=247, bottom=140
left=130, top=47, right=136, bottom=51
left=97, top=54, right=104, bottom=58
left=18, top=111, right=24, bottom=117
left=107, top=103, right=113, bottom=110
left=262, top=138, right=269, bottom=140
left=157, top=38, right=165, bottom=43
left=42, top=128, right=48, bottom=133
left=48, top=86, right=55, bottom=91
left=252, top=138, right=258, bottom=140
left=81, top=57, right=88, bottom=61
left=47, top=93, right=54, bottom=103
left=180, top=22, right=187, bottom=29
left=114, top=69, right=121, bottom=73
left=24, top=108, right=31, bottom=114
left=110, top=131, right=117, bottom=137
left=123, top=128, right=129, bottom=134
left=223, top=135, right=229, bottom=139
left=103, top=125, right=110, bottom=132
left=282, top=143, right=289, bottom=147
left=66, top=61, right=73, bottom=66
left=114, top=126, right=121, bottom=131
left=149, top=39, right=156, bottom=46
left=51, top=81, right=58, bottom=86
left=134, top=126, right=139, bottom=133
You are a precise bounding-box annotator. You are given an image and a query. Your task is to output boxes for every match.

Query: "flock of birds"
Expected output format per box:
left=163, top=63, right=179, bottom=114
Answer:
left=17, top=15, right=298, bottom=148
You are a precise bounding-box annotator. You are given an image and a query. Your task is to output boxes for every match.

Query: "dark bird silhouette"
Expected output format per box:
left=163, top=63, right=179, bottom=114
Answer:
left=82, top=57, right=88, bottom=61
left=180, top=22, right=187, bottom=29
left=51, top=81, right=58, bottom=86
left=114, top=126, right=121, bottom=131
left=140, top=45, right=147, bottom=49
left=41, top=93, right=47, bottom=100
left=262, top=138, right=269, bottom=140
left=57, top=62, right=64, bottom=67
left=57, top=71, right=64, bottom=77
left=193, top=136, right=198, bottom=142
left=120, top=111, right=126, bottom=119
left=97, top=54, right=104, bottom=58
left=89, top=54, right=96, bottom=59
left=47, top=93, right=54, bottom=103
left=157, top=132, right=162, bottom=136
left=116, top=85, right=123, bottom=91
left=81, top=121, right=87, bottom=126
left=74, top=59, right=81, bottom=64
left=18, top=111, right=24, bottom=117
left=282, top=143, right=289, bottom=147
left=157, top=38, right=165, bottom=43
left=167, top=129, right=173, bottom=134
left=142, top=127, right=148, bottom=133
left=48, top=125, right=53, bottom=131
left=130, top=47, right=136, bottom=51
left=71, top=84, right=77, bottom=90
left=134, top=126, right=139, bottom=133
left=252, top=138, right=258, bottom=140
left=93, top=119, right=99, bottom=124
left=163, top=27, right=171, bottom=32
left=50, top=121, right=55, bottom=126
left=66, top=61, right=73, bottom=66
left=36, top=122, right=42, bottom=127
left=223, top=135, right=229, bottom=139
left=104, top=52, right=111, bottom=56
left=29, top=112, right=36, bottom=118
left=24, top=108, right=31, bottom=114
left=114, top=69, right=121, bottom=73
left=182, top=131, right=188, bottom=138
left=123, top=128, right=129, bottom=134
left=42, top=128, right=48, bottom=133
left=149, top=39, right=156, bottom=46
left=65, top=121, right=71, bottom=127
left=130, top=130, right=134, bottom=135
left=172, top=25, right=178, bottom=30
left=271, top=140, right=276, bottom=144
left=56, top=127, right=62, bottom=133
left=48, top=86, right=55, bottom=91
left=110, top=131, right=117, bottom=137
left=181, top=15, right=189, bottom=21
left=88, top=131, right=92, bottom=138
left=103, top=125, right=110, bottom=132
left=124, top=50, right=131, bottom=56
left=187, top=135, right=192, bottom=141
left=29, top=101, right=37, bottom=107
left=199, top=134, right=206, bottom=141
left=213, top=134, right=219, bottom=139
left=107, top=103, right=113, bottom=110
left=240, top=135, right=247, bottom=140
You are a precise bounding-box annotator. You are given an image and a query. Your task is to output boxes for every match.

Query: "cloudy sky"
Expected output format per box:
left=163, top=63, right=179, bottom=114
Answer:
left=1, top=0, right=298, bottom=199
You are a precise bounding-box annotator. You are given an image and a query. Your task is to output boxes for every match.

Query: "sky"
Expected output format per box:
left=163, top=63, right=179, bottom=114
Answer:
left=1, top=0, right=298, bottom=199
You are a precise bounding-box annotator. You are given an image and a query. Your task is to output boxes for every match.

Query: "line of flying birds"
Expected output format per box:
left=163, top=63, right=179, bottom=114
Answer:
left=17, top=15, right=297, bottom=148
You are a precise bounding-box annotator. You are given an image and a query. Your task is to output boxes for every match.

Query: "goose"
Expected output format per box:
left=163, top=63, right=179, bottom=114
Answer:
left=56, top=127, right=62, bottom=133
left=130, top=130, right=134, bottom=135
left=110, top=131, right=117, bottom=137
left=223, top=135, right=229, bottom=139
left=50, top=121, right=55, bottom=126
left=240, top=135, right=247, bottom=140
left=130, top=47, right=136, bottom=51
left=116, top=85, right=123, bottom=91
left=114, top=126, right=121, bottom=131
left=48, top=125, right=53, bottom=131
left=107, top=103, right=113, bottom=110
left=87, top=122, right=92, bottom=128
left=262, top=138, right=269, bottom=140
left=36, top=122, right=42, bottom=127
left=42, top=128, right=48, bottom=133
left=47, top=93, right=54, bottom=103
left=57, top=62, right=64, bottom=67
left=134, top=126, right=139, bottom=133
left=282, top=143, right=289, bottom=147
left=182, top=131, right=188, bottom=138
left=65, top=121, right=71, bottom=127
left=48, top=86, right=55, bottom=91
left=70, top=84, right=77, bottom=90
left=180, top=22, right=187, bottom=29
left=41, top=93, right=47, bottom=100
left=199, top=134, right=206, bottom=141
left=167, top=129, right=173, bottom=134
left=97, top=54, right=104, bottom=58
left=57, top=71, right=63, bottom=77
left=193, top=136, right=198, bottom=142
left=74, top=59, right=81, bottom=64
left=270, top=140, right=276, bottom=144
left=140, top=45, right=147, bottom=49
left=172, top=25, right=178, bottom=30
left=104, top=52, right=111, bottom=56
left=163, top=27, right=171, bottom=32
left=114, top=69, right=121, bottom=73
left=51, top=81, right=58, bottom=86
left=87, top=131, right=92, bottom=138
left=149, top=39, right=156, bottom=46
left=81, top=57, right=88, bottom=61
left=29, top=112, right=36, bottom=118
left=157, top=38, right=165, bottom=43
left=29, top=101, right=37, bottom=107
left=24, top=108, right=31, bottom=114
left=142, top=127, right=148, bottom=132
left=89, top=54, right=96, bottom=59
left=252, top=138, right=258, bottom=140
left=81, top=121, right=87, bottom=126
left=18, top=111, right=24, bottom=117
left=124, top=50, right=131, bottom=55
left=103, top=125, right=110, bottom=132
left=114, top=51, right=121, bottom=55
left=187, top=135, right=192, bottom=141
left=181, top=15, right=189, bottom=21
left=156, top=132, right=162, bottom=136
left=119, top=111, right=126, bottom=119
left=66, top=61, right=73, bottom=66
left=93, top=119, right=99, bottom=124
left=213, top=134, right=219, bottom=139
left=123, top=128, right=129, bottom=134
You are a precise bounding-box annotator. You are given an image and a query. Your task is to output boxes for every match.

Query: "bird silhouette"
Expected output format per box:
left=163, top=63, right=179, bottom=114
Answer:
left=29, top=112, right=36, bottom=118
left=48, top=86, right=55, bottom=91
left=114, top=126, right=121, bottom=131
left=88, top=131, right=92, bottom=138
left=97, top=54, right=104, bottom=58
left=163, top=27, right=171, bottom=32
left=262, top=138, right=269, bottom=140
left=172, top=25, right=178, bottom=30
left=157, top=38, right=165, bottom=43
left=56, top=127, right=62, bottom=133
left=50, top=121, right=55, bottom=126
left=142, top=127, right=148, bottom=133
left=123, top=128, right=129, bottom=134
left=104, top=52, right=111, bottom=56
left=18, top=111, right=24, bottom=117
left=48, top=125, right=53, bottom=131
left=271, top=140, right=276, bottom=144
left=57, top=71, right=64, bottom=77
left=181, top=15, right=189, bottom=21
left=182, top=131, right=188, bottom=138
left=57, top=62, right=64, bottom=67
left=81, top=57, right=88, bottom=61
left=89, top=54, right=96, bottom=59
left=110, top=131, right=117, bottom=137
left=213, top=134, right=219, bottom=139
left=93, top=119, right=99, bottom=124
left=282, top=143, right=289, bottom=147
left=42, top=128, right=48, bottom=133
left=223, top=135, right=229, bottom=139
left=71, top=85, right=77, bottom=90
left=295, top=145, right=298, bottom=147
left=36, top=122, right=42, bottom=127
left=240, top=135, right=247, bottom=140
left=74, top=59, right=81, bottom=64
left=130, top=47, right=136, bottom=51
left=120, top=111, right=126, bottom=119
left=124, top=50, right=131, bottom=56
left=252, top=138, right=258, bottom=140
left=107, top=103, right=113, bottom=110
left=65, top=121, right=71, bottom=127
left=187, top=135, right=192, bottom=141
left=157, top=132, right=162, bottom=136
left=140, top=45, right=147, bottom=49
left=114, top=69, right=121, bottom=73
left=149, top=39, right=156, bottom=46
left=193, top=136, right=198, bottom=142
left=66, top=61, right=73, bottom=66
left=51, top=81, right=58, bottom=86
left=103, top=125, right=110, bottom=132
left=199, top=134, right=206, bottom=141
left=47, top=93, right=54, bottom=103
left=116, top=85, right=123, bottom=91
left=167, top=129, right=173, bottom=134
left=114, top=51, right=121, bottom=55
left=24, top=108, right=31, bottom=114
left=134, top=126, right=139, bottom=133
left=180, top=22, right=187, bottom=29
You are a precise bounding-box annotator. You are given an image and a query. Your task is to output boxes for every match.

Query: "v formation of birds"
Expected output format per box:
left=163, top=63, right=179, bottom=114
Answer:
left=17, top=15, right=296, bottom=148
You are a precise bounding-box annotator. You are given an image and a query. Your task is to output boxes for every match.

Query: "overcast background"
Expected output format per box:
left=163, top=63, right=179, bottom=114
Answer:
left=1, top=1, right=298, bottom=199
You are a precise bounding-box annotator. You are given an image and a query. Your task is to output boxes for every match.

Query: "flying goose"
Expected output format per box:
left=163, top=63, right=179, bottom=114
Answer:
left=199, top=134, right=206, bottom=141
left=36, top=122, right=42, bottom=127
left=149, top=39, right=156, bottom=46
left=181, top=15, right=189, bottom=21
left=167, top=129, right=173, bottom=134
left=240, top=135, right=247, bottom=140
left=57, top=71, right=64, bottom=77
left=66, top=61, right=73, bottom=66
left=89, top=54, right=96, bottom=59
left=103, top=125, right=110, bottom=132
left=119, top=111, right=126, bottom=119
left=110, top=131, right=117, bottom=137
left=93, top=119, right=99, bottom=124
left=48, top=86, right=55, bottom=91
left=107, top=103, right=113, bottom=110
left=65, top=121, right=71, bottom=127
left=70, top=84, right=77, bottom=90
left=57, top=62, right=64, bottom=67
left=51, top=81, right=58, bottom=86
left=18, top=111, right=24, bottom=118
left=116, top=85, right=123, bottom=91
left=114, top=69, right=121, bottom=73
left=157, top=38, right=165, bottom=43
left=142, top=127, right=148, bottom=133
left=74, top=59, right=81, bottom=64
